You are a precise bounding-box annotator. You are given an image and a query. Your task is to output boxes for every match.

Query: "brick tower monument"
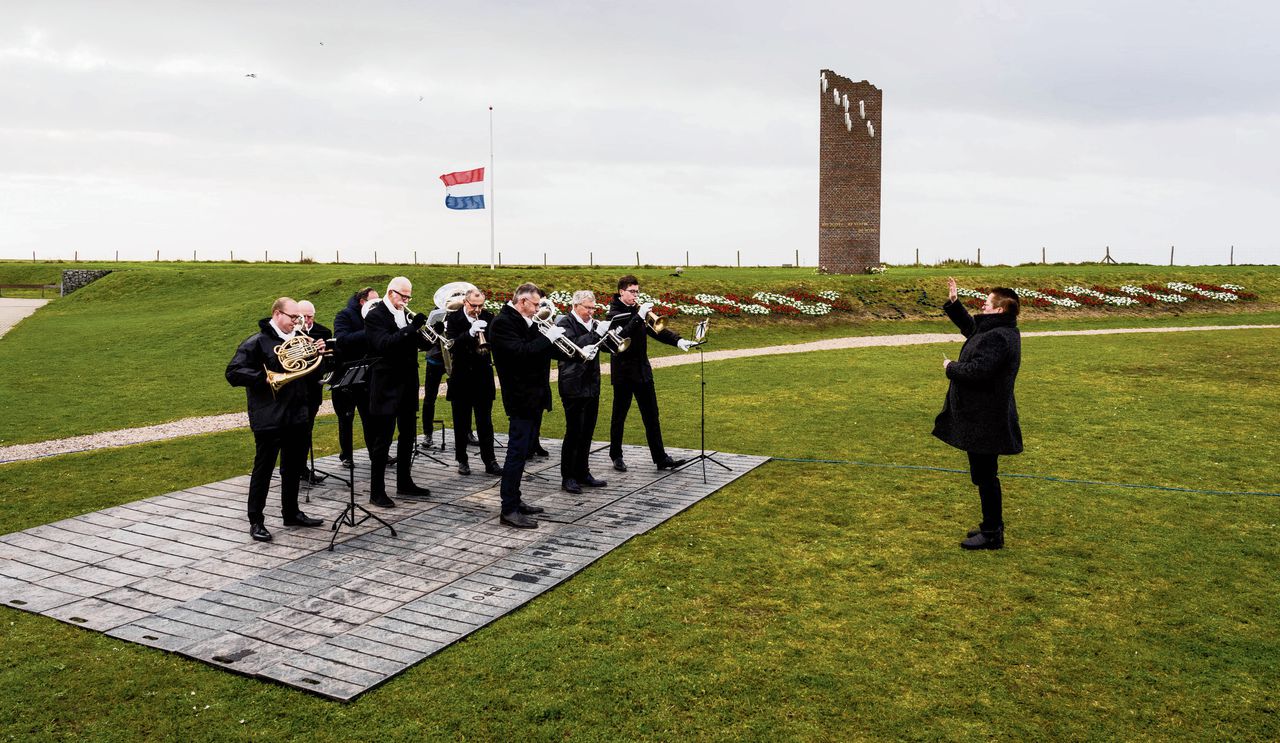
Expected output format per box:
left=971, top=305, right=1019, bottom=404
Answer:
left=819, top=70, right=881, bottom=273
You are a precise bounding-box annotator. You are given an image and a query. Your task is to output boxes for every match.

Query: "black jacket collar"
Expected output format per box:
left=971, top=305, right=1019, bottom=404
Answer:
left=974, top=312, right=1018, bottom=332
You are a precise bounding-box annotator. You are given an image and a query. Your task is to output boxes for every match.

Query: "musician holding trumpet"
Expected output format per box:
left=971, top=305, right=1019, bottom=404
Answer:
left=556, top=290, right=611, bottom=494
left=363, top=276, right=435, bottom=507
left=444, top=286, right=502, bottom=477
left=225, top=297, right=326, bottom=542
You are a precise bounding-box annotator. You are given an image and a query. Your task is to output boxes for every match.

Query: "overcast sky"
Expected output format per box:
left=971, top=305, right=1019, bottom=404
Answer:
left=2, top=1, right=1278, bottom=267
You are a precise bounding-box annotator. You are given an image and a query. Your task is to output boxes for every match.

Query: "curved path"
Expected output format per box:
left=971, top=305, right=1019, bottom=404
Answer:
left=2, top=323, right=1275, bottom=465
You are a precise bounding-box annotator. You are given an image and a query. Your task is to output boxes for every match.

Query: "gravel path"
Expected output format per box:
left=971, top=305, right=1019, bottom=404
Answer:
left=2, top=323, right=1275, bottom=465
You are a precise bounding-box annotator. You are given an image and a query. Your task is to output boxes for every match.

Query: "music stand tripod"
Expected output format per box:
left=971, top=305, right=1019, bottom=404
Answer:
left=679, top=320, right=730, bottom=483
left=327, top=364, right=396, bottom=550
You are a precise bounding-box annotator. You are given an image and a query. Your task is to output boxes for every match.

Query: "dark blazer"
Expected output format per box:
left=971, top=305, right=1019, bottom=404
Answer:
left=489, top=303, right=558, bottom=419
left=605, top=295, right=682, bottom=386
left=333, top=293, right=371, bottom=364
left=556, top=312, right=602, bottom=400
left=225, top=318, right=312, bottom=432
left=932, top=300, right=1024, bottom=455
left=364, top=300, right=432, bottom=416
left=445, top=308, right=496, bottom=402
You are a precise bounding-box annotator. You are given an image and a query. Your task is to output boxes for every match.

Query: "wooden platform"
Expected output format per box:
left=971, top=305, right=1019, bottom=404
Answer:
left=0, top=435, right=767, bottom=701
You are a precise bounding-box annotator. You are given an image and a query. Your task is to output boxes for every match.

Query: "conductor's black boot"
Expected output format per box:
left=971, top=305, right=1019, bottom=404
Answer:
left=960, top=526, right=1004, bottom=550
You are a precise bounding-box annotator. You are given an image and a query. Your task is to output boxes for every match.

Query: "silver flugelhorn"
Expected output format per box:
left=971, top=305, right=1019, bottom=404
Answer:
left=404, top=307, right=453, bottom=351
left=533, top=299, right=593, bottom=360
left=592, top=324, right=631, bottom=355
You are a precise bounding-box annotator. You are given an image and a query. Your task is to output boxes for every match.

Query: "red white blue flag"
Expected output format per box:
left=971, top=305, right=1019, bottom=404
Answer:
left=440, top=167, right=485, bottom=210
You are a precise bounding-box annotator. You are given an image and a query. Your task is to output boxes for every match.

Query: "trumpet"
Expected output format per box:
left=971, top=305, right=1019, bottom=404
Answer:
left=265, top=331, right=330, bottom=394
left=534, top=299, right=593, bottom=360
left=591, top=325, right=631, bottom=355
left=644, top=308, right=666, bottom=333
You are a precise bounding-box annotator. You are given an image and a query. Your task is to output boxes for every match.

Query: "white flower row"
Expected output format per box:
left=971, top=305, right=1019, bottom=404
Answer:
left=956, top=287, right=987, bottom=299
left=1166, top=282, right=1238, bottom=302
left=1063, top=285, right=1142, bottom=306
left=695, top=293, right=771, bottom=315
left=818, top=290, right=841, bottom=301
left=1012, top=287, right=1082, bottom=308
left=673, top=304, right=714, bottom=316
left=751, top=292, right=833, bottom=315
left=1120, top=285, right=1188, bottom=303
left=1222, top=283, right=1245, bottom=292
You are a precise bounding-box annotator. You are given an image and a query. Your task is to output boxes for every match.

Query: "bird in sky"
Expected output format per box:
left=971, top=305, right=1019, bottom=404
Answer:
left=245, top=73, right=256, bottom=78
left=418, top=95, right=424, bottom=102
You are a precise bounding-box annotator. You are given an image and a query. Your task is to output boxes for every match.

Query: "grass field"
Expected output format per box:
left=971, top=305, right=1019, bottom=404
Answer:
left=1, top=261, right=1277, bottom=446
left=2, top=325, right=1277, bottom=740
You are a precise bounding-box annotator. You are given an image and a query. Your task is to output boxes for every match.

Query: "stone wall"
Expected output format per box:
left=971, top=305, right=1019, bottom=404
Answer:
left=61, top=269, right=112, bottom=296
left=819, top=70, right=882, bottom=274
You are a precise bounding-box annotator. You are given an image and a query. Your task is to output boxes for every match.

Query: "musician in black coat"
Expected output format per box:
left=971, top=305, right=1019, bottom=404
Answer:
left=606, top=274, right=695, bottom=472
left=225, top=297, right=325, bottom=542
left=445, top=288, right=499, bottom=476
left=364, top=277, right=434, bottom=506
left=488, top=282, right=575, bottom=528
left=556, top=290, right=610, bottom=493
left=297, top=300, right=332, bottom=483
left=332, top=287, right=378, bottom=466
left=420, top=316, right=449, bottom=449
left=933, top=278, right=1024, bottom=551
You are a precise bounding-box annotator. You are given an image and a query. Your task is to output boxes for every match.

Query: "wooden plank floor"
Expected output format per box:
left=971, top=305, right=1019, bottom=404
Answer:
left=0, top=434, right=767, bottom=701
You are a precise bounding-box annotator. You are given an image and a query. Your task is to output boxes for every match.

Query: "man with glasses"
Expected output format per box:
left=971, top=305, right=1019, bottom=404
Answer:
left=556, top=290, right=610, bottom=494
left=364, top=277, right=433, bottom=507
left=296, top=300, right=333, bottom=484
left=225, top=297, right=326, bottom=542
left=444, top=287, right=501, bottom=476
left=607, top=275, right=695, bottom=472
left=489, top=282, right=575, bottom=528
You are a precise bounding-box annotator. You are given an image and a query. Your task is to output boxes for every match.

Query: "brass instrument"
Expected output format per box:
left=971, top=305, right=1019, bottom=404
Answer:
left=644, top=308, right=666, bottom=333
left=432, top=281, right=484, bottom=370
left=592, top=325, right=631, bottom=355
left=265, top=331, right=329, bottom=394
left=534, top=299, right=593, bottom=360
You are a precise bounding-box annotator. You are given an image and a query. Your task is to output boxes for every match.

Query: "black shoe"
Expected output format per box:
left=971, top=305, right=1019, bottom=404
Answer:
left=386, top=455, right=398, bottom=466
left=966, top=525, right=981, bottom=538
left=397, top=482, right=431, bottom=497
left=517, top=501, right=546, bottom=515
left=305, top=469, right=329, bottom=485
left=581, top=475, right=608, bottom=487
left=249, top=523, right=272, bottom=542
left=457, top=461, right=472, bottom=476
left=370, top=493, right=396, bottom=508
left=961, top=528, right=1004, bottom=550
left=612, top=457, right=628, bottom=472
left=532, top=445, right=550, bottom=458
left=656, top=456, right=687, bottom=470
left=500, top=511, right=538, bottom=529
left=283, top=511, right=324, bottom=527
left=468, top=432, right=480, bottom=445
left=561, top=479, right=583, bottom=494
left=484, top=461, right=503, bottom=476
left=339, top=456, right=354, bottom=469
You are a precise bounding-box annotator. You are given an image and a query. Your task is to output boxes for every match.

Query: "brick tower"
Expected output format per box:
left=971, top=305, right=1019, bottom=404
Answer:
left=819, top=70, right=882, bottom=273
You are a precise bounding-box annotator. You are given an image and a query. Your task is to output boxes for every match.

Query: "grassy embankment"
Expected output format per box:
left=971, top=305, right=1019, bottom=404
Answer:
left=1, top=261, right=1277, bottom=447
left=1, top=320, right=1278, bottom=740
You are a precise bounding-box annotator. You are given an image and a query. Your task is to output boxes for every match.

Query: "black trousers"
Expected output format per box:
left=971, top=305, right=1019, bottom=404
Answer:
left=421, top=361, right=447, bottom=441
left=500, top=411, right=542, bottom=513
left=451, top=395, right=496, bottom=466
left=967, top=451, right=1004, bottom=531
left=248, top=423, right=309, bottom=525
left=610, top=378, right=665, bottom=462
left=332, top=385, right=370, bottom=460
left=368, top=406, right=418, bottom=497
left=562, top=395, right=599, bottom=481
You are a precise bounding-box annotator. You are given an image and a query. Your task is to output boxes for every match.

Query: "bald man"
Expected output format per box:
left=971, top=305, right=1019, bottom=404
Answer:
left=364, top=276, right=434, bottom=506
left=226, top=296, right=326, bottom=542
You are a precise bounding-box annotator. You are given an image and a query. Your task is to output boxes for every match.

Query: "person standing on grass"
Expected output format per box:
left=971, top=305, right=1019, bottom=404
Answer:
left=933, top=277, right=1023, bottom=550
left=225, top=297, right=326, bottom=542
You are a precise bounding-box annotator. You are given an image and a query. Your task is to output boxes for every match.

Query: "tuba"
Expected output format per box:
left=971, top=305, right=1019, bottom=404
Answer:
left=265, top=331, right=330, bottom=394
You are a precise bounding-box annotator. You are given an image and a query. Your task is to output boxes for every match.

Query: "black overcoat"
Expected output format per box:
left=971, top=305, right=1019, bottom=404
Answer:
left=225, top=318, right=312, bottom=432
left=605, top=294, right=682, bottom=386
left=364, top=300, right=432, bottom=416
left=489, top=303, right=560, bottom=419
left=333, top=293, right=371, bottom=364
left=444, top=308, right=496, bottom=402
left=556, top=313, right=602, bottom=400
left=932, top=300, right=1024, bottom=455
left=302, top=320, right=332, bottom=412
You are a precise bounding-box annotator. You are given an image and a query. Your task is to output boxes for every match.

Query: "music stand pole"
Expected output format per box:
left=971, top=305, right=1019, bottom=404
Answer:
left=329, top=454, right=396, bottom=550
left=679, top=342, right=730, bottom=483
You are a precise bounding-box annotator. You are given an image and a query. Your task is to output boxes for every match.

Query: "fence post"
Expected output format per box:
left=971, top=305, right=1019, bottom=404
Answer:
left=544, top=252, right=547, bottom=267
left=977, top=248, right=981, bottom=266
left=74, top=250, right=78, bottom=262
left=335, top=250, right=339, bottom=263
left=499, top=252, right=502, bottom=266
left=1170, top=245, right=1174, bottom=266
left=230, top=250, right=234, bottom=261
left=157, top=250, right=161, bottom=262
left=32, top=250, right=36, bottom=262
left=299, top=250, right=303, bottom=262
left=635, top=251, right=640, bottom=267
left=264, top=249, right=268, bottom=262
left=915, top=248, right=919, bottom=266
left=1041, top=246, right=1045, bottom=264
left=685, top=250, right=689, bottom=267
left=414, top=250, right=417, bottom=265
left=737, top=250, right=740, bottom=267
left=116, top=250, right=119, bottom=262
left=193, top=250, right=197, bottom=262
left=456, top=251, right=460, bottom=266
left=795, top=249, right=799, bottom=267
left=374, top=251, right=378, bottom=264
left=590, top=251, right=593, bottom=267
left=1230, top=245, right=1234, bottom=265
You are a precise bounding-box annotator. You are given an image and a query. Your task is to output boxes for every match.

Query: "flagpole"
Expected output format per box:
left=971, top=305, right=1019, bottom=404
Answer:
left=489, top=106, right=495, bottom=271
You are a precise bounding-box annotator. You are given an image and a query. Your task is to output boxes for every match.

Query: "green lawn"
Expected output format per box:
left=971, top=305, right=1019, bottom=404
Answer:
left=2, top=327, right=1277, bottom=740
left=1, top=261, right=1277, bottom=446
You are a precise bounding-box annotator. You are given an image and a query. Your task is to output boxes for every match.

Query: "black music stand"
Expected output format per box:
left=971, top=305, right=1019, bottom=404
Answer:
left=676, top=320, right=730, bottom=483
left=326, top=362, right=396, bottom=549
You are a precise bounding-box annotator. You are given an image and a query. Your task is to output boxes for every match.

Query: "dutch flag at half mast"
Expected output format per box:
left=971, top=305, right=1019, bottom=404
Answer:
left=440, top=167, right=485, bottom=210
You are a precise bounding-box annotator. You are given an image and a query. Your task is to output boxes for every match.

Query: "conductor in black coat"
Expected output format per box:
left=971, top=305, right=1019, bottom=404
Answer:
left=606, top=274, right=695, bottom=472
left=332, top=287, right=378, bottom=465
left=933, top=278, right=1024, bottom=551
left=225, top=297, right=325, bottom=542
left=444, top=288, right=500, bottom=476
left=556, top=289, right=610, bottom=493
left=364, top=276, right=434, bottom=506
left=488, top=282, right=574, bottom=528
